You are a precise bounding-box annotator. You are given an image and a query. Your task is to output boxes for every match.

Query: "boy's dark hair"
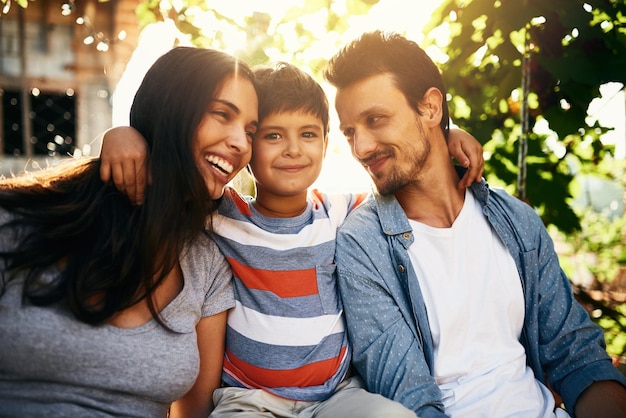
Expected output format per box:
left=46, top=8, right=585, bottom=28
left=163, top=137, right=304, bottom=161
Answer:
left=254, top=62, right=329, bottom=136
left=324, top=30, right=450, bottom=138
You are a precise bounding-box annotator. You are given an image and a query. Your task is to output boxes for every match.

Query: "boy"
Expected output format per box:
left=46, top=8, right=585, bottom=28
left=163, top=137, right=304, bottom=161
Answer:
left=100, top=62, right=484, bottom=417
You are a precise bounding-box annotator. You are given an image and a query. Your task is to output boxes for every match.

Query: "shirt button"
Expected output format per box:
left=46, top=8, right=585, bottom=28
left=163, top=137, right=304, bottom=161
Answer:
left=403, top=232, right=410, bottom=240
left=399, top=265, right=405, bottom=273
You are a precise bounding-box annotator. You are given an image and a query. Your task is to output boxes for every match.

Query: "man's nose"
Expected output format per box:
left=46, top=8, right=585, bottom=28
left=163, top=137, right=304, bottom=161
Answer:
left=352, top=129, right=375, bottom=159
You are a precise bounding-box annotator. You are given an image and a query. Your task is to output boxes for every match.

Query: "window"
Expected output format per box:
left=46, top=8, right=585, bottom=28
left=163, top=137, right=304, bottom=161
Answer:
left=2, top=88, right=76, bottom=157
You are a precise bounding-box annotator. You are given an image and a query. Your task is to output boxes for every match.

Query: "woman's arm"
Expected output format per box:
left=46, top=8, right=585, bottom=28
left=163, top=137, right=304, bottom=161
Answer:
left=169, top=310, right=228, bottom=418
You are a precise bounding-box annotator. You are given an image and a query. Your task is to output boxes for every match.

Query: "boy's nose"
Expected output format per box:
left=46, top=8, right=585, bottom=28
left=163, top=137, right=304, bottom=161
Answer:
left=284, top=138, right=302, bottom=157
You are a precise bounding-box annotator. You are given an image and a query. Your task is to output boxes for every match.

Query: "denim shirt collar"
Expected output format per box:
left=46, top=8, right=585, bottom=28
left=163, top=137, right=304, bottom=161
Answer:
left=371, top=167, right=491, bottom=242
left=372, top=191, right=413, bottom=241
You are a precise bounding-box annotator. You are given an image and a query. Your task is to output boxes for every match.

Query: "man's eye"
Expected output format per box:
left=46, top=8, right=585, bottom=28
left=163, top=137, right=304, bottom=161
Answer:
left=367, top=115, right=382, bottom=125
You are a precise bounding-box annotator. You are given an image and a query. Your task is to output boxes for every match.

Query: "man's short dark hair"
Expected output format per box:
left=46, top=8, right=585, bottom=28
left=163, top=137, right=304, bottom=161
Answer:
left=324, top=30, right=450, bottom=137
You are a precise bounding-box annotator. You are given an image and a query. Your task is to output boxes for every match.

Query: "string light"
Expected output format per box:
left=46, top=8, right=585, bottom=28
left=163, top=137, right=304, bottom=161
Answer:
left=60, top=0, right=74, bottom=16
left=62, top=1, right=113, bottom=53
left=76, top=15, right=112, bottom=51
left=2, top=0, right=11, bottom=15
left=3, top=0, right=117, bottom=52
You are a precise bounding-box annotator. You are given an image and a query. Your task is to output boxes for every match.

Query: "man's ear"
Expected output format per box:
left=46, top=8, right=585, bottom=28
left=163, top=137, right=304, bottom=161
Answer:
left=422, top=87, right=444, bottom=128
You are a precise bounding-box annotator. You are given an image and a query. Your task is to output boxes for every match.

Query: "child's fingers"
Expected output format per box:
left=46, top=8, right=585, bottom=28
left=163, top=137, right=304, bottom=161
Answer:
left=449, top=142, right=470, bottom=168
left=457, top=169, right=473, bottom=189
left=100, top=160, right=112, bottom=183
left=462, top=143, right=484, bottom=184
left=110, top=162, right=127, bottom=196
left=123, top=163, right=138, bottom=205
left=133, top=160, right=149, bottom=205
left=464, top=162, right=483, bottom=184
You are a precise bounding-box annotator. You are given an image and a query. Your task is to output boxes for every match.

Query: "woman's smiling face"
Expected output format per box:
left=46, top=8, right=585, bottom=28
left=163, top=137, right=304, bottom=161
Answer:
left=192, top=74, right=258, bottom=200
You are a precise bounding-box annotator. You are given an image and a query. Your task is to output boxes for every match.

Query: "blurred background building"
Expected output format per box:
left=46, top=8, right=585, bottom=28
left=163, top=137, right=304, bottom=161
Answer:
left=0, top=0, right=140, bottom=176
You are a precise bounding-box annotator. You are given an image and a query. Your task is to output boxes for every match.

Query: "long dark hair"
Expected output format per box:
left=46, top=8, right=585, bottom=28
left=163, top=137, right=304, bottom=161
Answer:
left=0, top=47, right=256, bottom=326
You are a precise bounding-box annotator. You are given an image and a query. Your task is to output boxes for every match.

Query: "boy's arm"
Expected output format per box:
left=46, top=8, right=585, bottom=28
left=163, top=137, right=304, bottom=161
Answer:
left=447, top=128, right=484, bottom=189
left=99, top=126, right=150, bottom=205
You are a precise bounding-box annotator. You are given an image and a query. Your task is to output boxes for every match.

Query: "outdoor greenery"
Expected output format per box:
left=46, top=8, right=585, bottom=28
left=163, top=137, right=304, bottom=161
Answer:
left=426, top=0, right=626, bottom=233
left=424, top=0, right=626, bottom=356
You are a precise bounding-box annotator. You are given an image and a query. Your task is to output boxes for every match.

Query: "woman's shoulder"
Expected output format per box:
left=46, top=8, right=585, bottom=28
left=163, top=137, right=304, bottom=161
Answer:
left=181, top=231, right=226, bottom=273
left=178, top=231, right=234, bottom=318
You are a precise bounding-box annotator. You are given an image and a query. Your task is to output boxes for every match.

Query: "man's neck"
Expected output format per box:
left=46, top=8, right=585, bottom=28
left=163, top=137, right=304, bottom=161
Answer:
left=395, top=167, right=465, bottom=228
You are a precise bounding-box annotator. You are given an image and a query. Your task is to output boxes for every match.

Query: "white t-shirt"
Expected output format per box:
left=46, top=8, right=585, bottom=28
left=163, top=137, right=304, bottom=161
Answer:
left=407, top=189, right=565, bottom=417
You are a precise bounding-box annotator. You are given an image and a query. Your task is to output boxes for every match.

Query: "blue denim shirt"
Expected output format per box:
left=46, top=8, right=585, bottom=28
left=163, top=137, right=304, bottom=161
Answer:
left=335, top=179, right=626, bottom=417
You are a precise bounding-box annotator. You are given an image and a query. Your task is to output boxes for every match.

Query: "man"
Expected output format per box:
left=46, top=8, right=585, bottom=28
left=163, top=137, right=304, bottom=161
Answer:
left=325, top=30, right=626, bottom=418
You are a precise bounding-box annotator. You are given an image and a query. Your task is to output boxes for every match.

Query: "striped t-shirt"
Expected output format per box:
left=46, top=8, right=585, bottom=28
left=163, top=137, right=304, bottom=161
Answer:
left=210, top=187, right=365, bottom=401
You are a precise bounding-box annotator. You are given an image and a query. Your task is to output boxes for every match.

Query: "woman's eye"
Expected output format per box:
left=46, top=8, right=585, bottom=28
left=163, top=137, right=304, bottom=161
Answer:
left=213, top=110, right=229, bottom=119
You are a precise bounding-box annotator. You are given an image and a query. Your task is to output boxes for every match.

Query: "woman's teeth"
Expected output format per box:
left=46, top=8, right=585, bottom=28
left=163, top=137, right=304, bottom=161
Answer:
left=206, top=155, right=233, bottom=174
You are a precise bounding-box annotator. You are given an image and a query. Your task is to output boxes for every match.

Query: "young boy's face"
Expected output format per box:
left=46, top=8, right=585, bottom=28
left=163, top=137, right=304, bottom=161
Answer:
left=250, top=110, right=327, bottom=198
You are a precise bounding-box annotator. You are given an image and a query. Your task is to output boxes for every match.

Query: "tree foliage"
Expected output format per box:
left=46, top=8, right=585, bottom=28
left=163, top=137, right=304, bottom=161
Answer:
left=424, top=0, right=626, bottom=233
left=131, top=0, right=380, bottom=79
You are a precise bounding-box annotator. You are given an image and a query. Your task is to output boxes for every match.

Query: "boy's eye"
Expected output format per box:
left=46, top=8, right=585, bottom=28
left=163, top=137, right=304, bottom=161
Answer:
left=302, top=131, right=317, bottom=139
left=262, top=132, right=282, bottom=140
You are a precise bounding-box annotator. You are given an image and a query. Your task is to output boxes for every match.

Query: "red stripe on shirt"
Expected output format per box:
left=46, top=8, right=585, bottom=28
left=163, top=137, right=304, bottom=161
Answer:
left=224, top=346, right=347, bottom=389
left=352, top=192, right=367, bottom=209
left=228, top=258, right=318, bottom=298
left=225, top=187, right=253, bottom=216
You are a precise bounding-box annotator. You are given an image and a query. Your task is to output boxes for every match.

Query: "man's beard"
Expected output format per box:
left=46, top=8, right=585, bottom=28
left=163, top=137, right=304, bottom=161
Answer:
left=372, top=139, right=430, bottom=196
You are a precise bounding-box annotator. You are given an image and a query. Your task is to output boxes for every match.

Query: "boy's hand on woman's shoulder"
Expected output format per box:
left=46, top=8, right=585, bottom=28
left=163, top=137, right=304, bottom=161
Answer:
left=99, top=126, right=151, bottom=205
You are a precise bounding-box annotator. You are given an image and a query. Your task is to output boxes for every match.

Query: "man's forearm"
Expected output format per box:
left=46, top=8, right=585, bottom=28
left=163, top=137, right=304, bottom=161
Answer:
left=574, top=380, right=626, bottom=418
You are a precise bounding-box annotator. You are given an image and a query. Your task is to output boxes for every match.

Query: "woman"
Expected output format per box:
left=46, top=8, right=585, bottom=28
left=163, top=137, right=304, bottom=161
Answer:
left=0, top=47, right=258, bottom=417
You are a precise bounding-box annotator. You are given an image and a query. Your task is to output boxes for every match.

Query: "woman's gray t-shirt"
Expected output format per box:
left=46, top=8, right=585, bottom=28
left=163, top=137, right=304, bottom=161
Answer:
left=0, top=212, right=234, bottom=417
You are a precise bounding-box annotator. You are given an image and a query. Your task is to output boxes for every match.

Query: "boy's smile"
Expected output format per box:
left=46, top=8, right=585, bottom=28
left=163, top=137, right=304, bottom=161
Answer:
left=250, top=110, right=327, bottom=217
